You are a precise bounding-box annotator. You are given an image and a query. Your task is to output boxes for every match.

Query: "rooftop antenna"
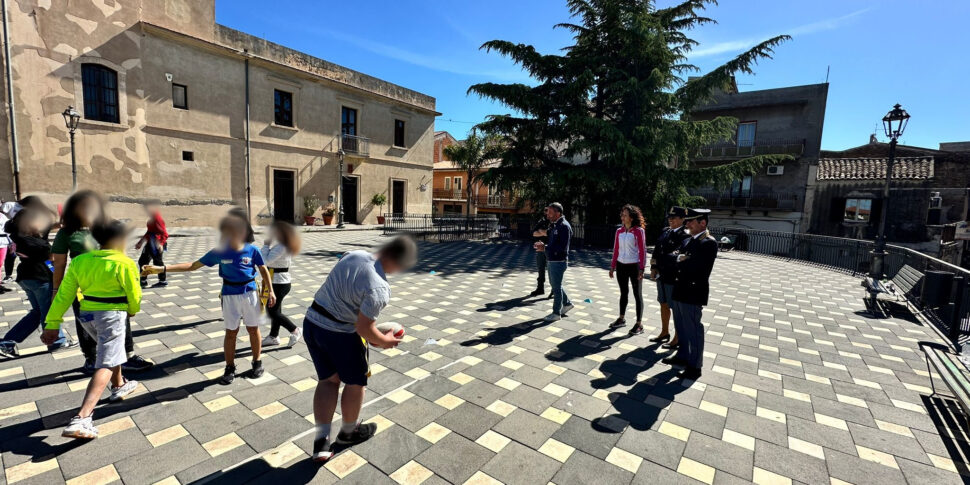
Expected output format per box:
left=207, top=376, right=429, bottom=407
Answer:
left=825, top=65, right=830, bottom=83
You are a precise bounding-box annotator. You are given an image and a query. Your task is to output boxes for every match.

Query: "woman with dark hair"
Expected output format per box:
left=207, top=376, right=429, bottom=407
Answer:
left=260, top=220, right=303, bottom=347
left=609, top=204, right=647, bottom=335
left=52, top=191, right=152, bottom=373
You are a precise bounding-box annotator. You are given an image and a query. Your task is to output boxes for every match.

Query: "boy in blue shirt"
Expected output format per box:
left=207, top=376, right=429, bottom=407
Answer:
left=142, top=213, right=275, bottom=384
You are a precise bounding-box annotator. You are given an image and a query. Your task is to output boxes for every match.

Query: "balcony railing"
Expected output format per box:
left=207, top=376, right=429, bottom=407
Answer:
left=340, top=134, right=370, bottom=157
left=690, top=190, right=799, bottom=211
left=433, top=189, right=464, bottom=200
left=694, top=138, right=804, bottom=160
left=475, top=194, right=519, bottom=209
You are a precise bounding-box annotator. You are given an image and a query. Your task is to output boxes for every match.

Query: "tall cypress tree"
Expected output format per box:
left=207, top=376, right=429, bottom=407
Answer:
left=471, top=0, right=792, bottom=227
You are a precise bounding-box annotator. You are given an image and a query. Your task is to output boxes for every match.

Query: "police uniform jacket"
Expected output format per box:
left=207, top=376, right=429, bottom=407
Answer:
left=651, top=225, right=688, bottom=282
left=671, top=231, right=718, bottom=306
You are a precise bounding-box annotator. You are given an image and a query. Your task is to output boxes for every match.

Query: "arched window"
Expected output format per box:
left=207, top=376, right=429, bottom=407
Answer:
left=81, top=64, right=119, bottom=123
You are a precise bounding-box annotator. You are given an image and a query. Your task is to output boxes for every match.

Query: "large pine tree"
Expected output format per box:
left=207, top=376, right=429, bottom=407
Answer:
left=471, top=0, right=792, bottom=227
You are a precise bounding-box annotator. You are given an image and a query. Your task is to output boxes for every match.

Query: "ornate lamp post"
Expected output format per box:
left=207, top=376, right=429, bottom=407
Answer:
left=62, top=106, right=81, bottom=191
left=336, top=149, right=345, bottom=229
left=869, top=103, right=910, bottom=289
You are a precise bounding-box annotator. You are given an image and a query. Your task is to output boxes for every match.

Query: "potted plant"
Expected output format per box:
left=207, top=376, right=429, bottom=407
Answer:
left=302, top=195, right=320, bottom=226
left=322, top=202, right=336, bottom=225
left=371, top=193, right=388, bottom=224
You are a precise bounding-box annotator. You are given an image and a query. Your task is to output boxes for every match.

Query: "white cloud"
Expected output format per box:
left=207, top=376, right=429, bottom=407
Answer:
left=690, top=8, right=871, bottom=58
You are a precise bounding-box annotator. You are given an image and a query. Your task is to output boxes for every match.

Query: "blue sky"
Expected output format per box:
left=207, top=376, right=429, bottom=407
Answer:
left=217, top=0, right=970, bottom=150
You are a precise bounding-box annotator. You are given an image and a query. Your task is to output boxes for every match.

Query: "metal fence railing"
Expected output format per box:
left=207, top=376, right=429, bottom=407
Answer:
left=382, top=214, right=500, bottom=242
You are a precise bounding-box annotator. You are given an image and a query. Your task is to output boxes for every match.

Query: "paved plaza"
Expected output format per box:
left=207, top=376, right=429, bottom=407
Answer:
left=1, top=230, right=969, bottom=485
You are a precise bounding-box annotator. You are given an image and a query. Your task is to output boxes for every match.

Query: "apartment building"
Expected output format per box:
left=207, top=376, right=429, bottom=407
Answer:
left=431, top=131, right=528, bottom=218
left=0, top=0, right=436, bottom=225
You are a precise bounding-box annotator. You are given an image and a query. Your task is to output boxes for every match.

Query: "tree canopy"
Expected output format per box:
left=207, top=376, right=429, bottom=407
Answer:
left=470, top=0, right=792, bottom=227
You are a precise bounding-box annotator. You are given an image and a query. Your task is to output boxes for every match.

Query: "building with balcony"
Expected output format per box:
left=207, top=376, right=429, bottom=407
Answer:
left=431, top=131, right=529, bottom=218
left=0, top=0, right=437, bottom=225
left=687, top=80, right=828, bottom=233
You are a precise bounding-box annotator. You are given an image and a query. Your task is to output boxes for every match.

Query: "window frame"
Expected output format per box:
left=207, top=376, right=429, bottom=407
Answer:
left=730, top=175, right=752, bottom=198
left=843, top=198, right=873, bottom=223
left=341, top=106, right=358, bottom=136
left=172, top=83, right=188, bottom=110
left=453, top=176, right=463, bottom=192
left=736, top=121, right=757, bottom=147
left=393, top=119, right=406, bottom=148
left=182, top=150, right=194, bottom=162
left=274, top=89, right=294, bottom=127
left=443, top=177, right=451, bottom=190
left=81, top=63, right=120, bottom=124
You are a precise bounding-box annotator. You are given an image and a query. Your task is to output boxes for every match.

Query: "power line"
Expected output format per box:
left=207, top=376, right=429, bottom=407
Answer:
left=435, top=117, right=480, bottom=124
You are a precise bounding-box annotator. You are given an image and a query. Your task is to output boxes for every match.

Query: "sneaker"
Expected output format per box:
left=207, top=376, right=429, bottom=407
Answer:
left=529, top=287, right=545, bottom=297
left=561, top=303, right=575, bottom=315
left=543, top=313, right=562, bottom=322
left=609, top=317, right=627, bottom=329
left=262, top=335, right=281, bottom=347
left=628, top=324, right=644, bottom=336
left=312, top=435, right=333, bottom=462
left=122, top=355, right=154, bottom=372
left=0, top=341, right=19, bottom=358
left=62, top=415, right=98, bottom=439
left=152, top=281, right=168, bottom=288
left=140, top=280, right=148, bottom=289
left=219, top=364, right=236, bottom=385
left=287, top=328, right=303, bottom=347
left=82, top=358, right=96, bottom=374
left=335, top=422, right=377, bottom=446
left=251, top=359, right=264, bottom=379
left=109, top=379, right=138, bottom=402
left=47, top=339, right=78, bottom=353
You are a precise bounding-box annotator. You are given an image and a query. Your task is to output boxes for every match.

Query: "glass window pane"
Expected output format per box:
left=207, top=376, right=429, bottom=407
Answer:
left=737, top=122, right=756, bottom=147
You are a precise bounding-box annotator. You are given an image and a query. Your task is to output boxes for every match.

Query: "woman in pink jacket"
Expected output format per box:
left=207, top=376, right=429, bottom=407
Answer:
left=609, top=204, right=647, bottom=335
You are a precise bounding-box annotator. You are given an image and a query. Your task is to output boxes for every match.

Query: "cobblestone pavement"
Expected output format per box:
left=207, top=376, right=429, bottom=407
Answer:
left=1, top=230, right=968, bottom=485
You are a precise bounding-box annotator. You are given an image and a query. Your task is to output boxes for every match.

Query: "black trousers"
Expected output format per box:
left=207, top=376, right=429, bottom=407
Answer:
left=267, top=283, right=296, bottom=337
left=616, top=263, right=644, bottom=322
left=536, top=251, right=547, bottom=288
left=74, top=297, right=134, bottom=360
left=138, top=241, right=166, bottom=283
left=4, top=248, right=14, bottom=276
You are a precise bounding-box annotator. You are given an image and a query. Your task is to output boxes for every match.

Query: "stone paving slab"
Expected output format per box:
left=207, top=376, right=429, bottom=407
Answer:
left=1, top=229, right=969, bottom=484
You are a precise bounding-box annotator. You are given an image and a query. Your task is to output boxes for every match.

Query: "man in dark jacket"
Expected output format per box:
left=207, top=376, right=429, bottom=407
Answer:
left=535, top=203, right=573, bottom=321
left=662, top=208, right=717, bottom=380
left=530, top=207, right=551, bottom=297
left=649, top=206, right=689, bottom=346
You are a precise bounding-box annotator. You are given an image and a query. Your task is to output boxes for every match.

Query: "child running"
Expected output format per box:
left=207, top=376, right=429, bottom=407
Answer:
left=142, top=213, right=275, bottom=384
left=135, top=200, right=168, bottom=288
left=260, top=220, right=303, bottom=347
left=42, top=220, right=141, bottom=439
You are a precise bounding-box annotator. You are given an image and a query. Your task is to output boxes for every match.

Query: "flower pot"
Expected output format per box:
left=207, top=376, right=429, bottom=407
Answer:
left=304, top=216, right=316, bottom=226
left=323, top=214, right=334, bottom=225
left=377, top=215, right=386, bottom=224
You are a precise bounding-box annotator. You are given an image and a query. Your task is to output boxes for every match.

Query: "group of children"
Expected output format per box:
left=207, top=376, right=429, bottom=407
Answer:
left=6, top=192, right=307, bottom=439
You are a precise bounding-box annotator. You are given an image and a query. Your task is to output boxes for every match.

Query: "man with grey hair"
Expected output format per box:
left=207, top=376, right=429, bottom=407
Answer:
left=535, top=203, right=574, bottom=321
left=304, top=235, right=417, bottom=462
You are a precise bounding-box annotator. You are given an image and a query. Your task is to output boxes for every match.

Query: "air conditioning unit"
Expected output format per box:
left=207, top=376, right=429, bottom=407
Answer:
left=766, top=165, right=784, bottom=176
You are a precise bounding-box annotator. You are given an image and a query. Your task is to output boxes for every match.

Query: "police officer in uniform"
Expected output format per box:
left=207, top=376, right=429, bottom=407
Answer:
left=662, top=208, right=717, bottom=380
left=649, top=206, right=689, bottom=345
left=530, top=207, right=552, bottom=297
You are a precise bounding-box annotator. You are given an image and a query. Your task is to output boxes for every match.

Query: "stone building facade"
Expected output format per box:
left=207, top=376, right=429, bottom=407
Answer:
left=688, top=81, right=828, bottom=233
left=0, top=0, right=437, bottom=226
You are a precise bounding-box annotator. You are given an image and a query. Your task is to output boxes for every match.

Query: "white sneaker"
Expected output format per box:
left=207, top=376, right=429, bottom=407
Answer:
left=561, top=303, right=575, bottom=315
left=62, top=415, right=98, bottom=439
left=288, top=328, right=303, bottom=347
left=544, top=313, right=562, bottom=322
left=109, top=379, right=138, bottom=402
left=262, top=336, right=281, bottom=347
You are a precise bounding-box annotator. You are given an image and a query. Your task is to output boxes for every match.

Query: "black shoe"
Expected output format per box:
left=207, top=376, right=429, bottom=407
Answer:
left=609, top=317, right=626, bottom=329
left=82, top=358, right=96, bottom=374
left=662, top=356, right=688, bottom=367
left=649, top=334, right=671, bottom=343
left=251, top=359, right=264, bottom=378
left=529, top=287, right=545, bottom=297
left=122, top=355, right=154, bottom=372
left=0, top=341, right=18, bottom=358
left=547, top=292, right=554, bottom=299
left=628, top=324, right=644, bottom=336
left=140, top=280, right=148, bottom=289
left=219, top=364, right=236, bottom=385
left=335, top=422, right=377, bottom=446
left=312, top=435, right=333, bottom=462
left=152, top=281, right=168, bottom=288
left=661, top=342, right=680, bottom=350
left=678, top=368, right=702, bottom=380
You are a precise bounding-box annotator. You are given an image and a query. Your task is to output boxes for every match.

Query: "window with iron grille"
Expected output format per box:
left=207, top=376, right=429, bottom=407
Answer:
left=81, top=64, right=120, bottom=123
left=172, top=83, right=188, bottom=109
left=274, top=89, right=293, bottom=127
left=394, top=119, right=406, bottom=147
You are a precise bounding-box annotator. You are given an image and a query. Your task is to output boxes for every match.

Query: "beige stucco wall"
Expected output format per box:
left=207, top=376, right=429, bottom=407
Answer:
left=0, top=0, right=434, bottom=225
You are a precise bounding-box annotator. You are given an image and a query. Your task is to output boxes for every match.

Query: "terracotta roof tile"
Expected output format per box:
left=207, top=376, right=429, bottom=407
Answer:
left=816, top=157, right=934, bottom=181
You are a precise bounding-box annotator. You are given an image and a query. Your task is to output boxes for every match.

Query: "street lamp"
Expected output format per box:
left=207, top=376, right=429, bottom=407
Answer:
left=869, top=103, right=910, bottom=294
left=336, top=149, right=345, bottom=229
left=62, top=106, right=81, bottom=191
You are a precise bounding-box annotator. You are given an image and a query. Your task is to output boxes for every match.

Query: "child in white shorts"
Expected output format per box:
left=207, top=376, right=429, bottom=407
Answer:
left=142, top=212, right=275, bottom=384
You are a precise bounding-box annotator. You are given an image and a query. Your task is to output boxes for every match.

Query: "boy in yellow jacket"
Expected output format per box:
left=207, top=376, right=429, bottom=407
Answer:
left=42, top=220, right=141, bottom=439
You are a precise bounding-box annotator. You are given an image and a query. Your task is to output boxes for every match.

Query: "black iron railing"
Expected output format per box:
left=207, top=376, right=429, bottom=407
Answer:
left=694, top=138, right=805, bottom=160
left=690, top=190, right=799, bottom=211
left=341, top=134, right=370, bottom=157
left=474, top=194, right=519, bottom=209
left=382, top=214, right=500, bottom=242
left=433, top=189, right=464, bottom=200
